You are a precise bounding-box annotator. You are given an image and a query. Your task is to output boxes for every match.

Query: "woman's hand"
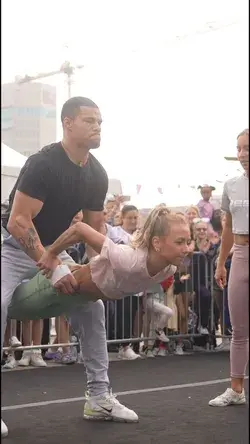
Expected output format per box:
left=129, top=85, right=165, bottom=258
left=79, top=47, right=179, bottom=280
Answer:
left=37, top=250, right=62, bottom=278
left=215, top=264, right=227, bottom=289
left=37, top=251, right=79, bottom=294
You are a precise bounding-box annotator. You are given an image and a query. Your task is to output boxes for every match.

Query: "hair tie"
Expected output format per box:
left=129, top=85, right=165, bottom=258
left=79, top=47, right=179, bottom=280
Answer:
left=159, top=209, right=170, bottom=217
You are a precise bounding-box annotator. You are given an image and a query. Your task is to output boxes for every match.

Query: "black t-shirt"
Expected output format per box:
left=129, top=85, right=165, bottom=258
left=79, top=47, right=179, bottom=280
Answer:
left=2, top=142, right=108, bottom=245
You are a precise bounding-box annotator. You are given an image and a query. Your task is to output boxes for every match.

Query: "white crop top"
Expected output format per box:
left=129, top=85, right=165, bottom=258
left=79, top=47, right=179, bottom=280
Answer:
left=221, top=174, right=249, bottom=235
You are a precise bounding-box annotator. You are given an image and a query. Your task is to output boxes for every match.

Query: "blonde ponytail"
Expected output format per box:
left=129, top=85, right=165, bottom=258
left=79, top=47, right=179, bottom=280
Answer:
left=131, top=204, right=188, bottom=250
left=131, top=205, right=171, bottom=249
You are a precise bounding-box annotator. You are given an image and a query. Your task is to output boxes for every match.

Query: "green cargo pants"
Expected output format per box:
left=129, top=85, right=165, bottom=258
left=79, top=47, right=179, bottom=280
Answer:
left=8, top=271, right=95, bottom=321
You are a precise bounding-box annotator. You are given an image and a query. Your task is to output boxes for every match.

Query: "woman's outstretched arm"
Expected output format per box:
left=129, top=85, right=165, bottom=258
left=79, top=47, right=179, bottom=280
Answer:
left=48, top=222, right=106, bottom=256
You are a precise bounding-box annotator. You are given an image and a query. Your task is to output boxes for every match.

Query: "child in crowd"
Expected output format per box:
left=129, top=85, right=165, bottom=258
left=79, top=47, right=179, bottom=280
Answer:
left=155, top=276, right=178, bottom=357
left=141, top=282, right=173, bottom=358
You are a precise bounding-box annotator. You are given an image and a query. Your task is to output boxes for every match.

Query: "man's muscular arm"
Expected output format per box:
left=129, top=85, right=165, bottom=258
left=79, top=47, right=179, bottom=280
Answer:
left=83, top=210, right=106, bottom=259
left=8, top=191, right=77, bottom=294
left=7, top=191, right=48, bottom=262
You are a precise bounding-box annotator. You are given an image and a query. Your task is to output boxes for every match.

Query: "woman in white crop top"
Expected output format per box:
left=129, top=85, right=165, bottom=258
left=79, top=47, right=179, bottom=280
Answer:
left=209, top=129, right=249, bottom=408
left=37, top=205, right=191, bottom=301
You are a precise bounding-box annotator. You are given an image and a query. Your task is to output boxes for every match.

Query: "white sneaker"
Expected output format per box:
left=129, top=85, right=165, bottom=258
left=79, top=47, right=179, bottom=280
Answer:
left=215, top=339, right=231, bottom=352
left=141, top=348, right=155, bottom=358
left=83, top=390, right=139, bottom=422
left=18, top=350, right=31, bottom=367
left=3, top=353, right=18, bottom=369
left=30, top=350, right=47, bottom=367
left=175, top=344, right=184, bottom=355
left=198, top=327, right=209, bottom=335
left=1, top=419, right=8, bottom=438
left=155, top=329, right=170, bottom=343
left=9, top=336, right=22, bottom=348
left=152, top=347, right=159, bottom=356
left=209, top=388, right=246, bottom=407
left=158, top=347, right=167, bottom=357
left=117, top=346, right=140, bottom=360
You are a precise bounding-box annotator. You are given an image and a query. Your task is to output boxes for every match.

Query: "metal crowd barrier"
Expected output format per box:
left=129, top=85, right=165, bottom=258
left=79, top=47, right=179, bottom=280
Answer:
left=3, top=251, right=232, bottom=354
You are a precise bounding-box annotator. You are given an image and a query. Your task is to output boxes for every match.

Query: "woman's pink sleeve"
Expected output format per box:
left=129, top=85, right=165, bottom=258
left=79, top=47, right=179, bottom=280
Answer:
left=99, top=237, right=139, bottom=271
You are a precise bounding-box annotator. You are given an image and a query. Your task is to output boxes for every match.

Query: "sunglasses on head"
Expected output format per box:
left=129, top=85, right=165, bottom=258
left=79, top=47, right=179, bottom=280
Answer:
left=193, top=217, right=210, bottom=224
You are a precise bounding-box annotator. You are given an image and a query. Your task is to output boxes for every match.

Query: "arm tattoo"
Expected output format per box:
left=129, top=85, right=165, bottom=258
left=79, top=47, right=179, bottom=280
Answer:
left=18, top=228, right=40, bottom=251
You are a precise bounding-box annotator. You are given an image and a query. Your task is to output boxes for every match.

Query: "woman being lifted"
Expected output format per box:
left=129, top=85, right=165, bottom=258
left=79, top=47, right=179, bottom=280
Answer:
left=38, top=205, right=191, bottom=302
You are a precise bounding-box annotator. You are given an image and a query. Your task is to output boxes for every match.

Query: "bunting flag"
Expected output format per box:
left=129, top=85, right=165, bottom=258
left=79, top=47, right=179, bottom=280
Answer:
left=136, top=184, right=142, bottom=194
left=157, top=187, right=163, bottom=195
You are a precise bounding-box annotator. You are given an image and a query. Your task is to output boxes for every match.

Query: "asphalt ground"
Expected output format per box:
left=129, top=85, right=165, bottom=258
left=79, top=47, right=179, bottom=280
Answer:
left=2, top=352, right=249, bottom=444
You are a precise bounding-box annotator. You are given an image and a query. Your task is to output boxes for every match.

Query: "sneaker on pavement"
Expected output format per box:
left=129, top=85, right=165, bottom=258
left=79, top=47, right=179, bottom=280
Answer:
left=44, top=350, right=59, bottom=360
left=1, top=419, right=8, bottom=438
left=30, top=350, right=47, bottom=367
left=175, top=344, right=184, bottom=356
left=209, top=388, right=246, bottom=407
left=9, top=336, right=22, bottom=348
left=145, top=349, right=155, bottom=358
left=155, top=329, right=170, bottom=343
left=83, top=390, right=139, bottom=422
left=18, top=350, right=31, bottom=367
left=1, top=352, right=8, bottom=366
left=152, top=347, right=159, bottom=356
left=54, top=350, right=77, bottom=365
left=118, top=346, right=140, bottom=360
left=215, top=339, right=231, bottom=352
left=3, top=353, right=18, bottom=369
left=158, top=347, right=168, bottom=357
left=140, top=347, right=155, bottom=358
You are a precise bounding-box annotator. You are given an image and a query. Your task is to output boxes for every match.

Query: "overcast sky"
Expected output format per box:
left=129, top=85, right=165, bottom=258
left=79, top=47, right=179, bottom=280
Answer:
left=2, top=0, right=248, bottom=206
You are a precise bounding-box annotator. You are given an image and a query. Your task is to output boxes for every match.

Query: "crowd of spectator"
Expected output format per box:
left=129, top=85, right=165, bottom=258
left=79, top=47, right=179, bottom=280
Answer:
left=1, top=184, right=232, bottom=369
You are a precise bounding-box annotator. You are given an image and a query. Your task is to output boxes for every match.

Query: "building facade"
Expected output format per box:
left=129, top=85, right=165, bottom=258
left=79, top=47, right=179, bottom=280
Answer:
left=1, top=81, right=57, bottom=157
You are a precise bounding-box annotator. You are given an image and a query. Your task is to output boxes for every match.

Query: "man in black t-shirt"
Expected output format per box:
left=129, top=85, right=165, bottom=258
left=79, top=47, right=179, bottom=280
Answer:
left=1, top=97, right=138, bottom=437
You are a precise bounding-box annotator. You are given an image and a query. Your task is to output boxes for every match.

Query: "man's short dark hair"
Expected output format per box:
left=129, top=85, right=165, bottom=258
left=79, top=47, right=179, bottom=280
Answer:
left=61, top=97, right=98, bottom=123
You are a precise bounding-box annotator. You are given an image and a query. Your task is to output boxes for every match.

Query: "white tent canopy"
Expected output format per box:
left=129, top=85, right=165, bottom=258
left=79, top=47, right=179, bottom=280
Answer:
left=2, top=143, right=27, bottom=168
left=1, top=144, right=28, bottom=203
